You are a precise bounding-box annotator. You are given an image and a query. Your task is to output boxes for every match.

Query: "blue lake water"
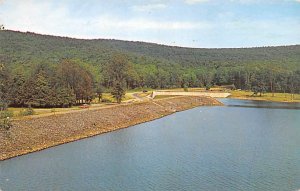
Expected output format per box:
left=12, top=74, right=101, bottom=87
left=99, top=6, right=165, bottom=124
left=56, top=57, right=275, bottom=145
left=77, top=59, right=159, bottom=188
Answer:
left=0, top=99, right=300, bottom=191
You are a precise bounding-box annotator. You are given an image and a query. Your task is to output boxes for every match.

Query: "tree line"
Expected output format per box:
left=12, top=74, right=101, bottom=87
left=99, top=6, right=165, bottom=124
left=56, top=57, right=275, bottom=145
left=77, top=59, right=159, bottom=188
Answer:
left=1, top=54, right=299, bottom=110
left=0, top=60, right=94, bottom=108
left=0, top=55, right=134, bottom=108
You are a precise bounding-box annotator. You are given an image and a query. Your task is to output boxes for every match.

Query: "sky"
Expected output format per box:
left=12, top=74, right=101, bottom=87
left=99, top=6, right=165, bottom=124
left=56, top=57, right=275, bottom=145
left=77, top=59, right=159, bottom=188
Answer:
left=0, top=0, right=299, bottom=48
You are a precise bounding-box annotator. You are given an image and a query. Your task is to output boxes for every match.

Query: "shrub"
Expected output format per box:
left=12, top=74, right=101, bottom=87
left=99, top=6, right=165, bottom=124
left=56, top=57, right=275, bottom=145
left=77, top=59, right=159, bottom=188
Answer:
left=0, top=117, right=12, bottom=130
left=101, top=98, right=112, bottom=103
left=0, top=110, right=13, bottom=118
left=206, top=85, right=211, bottom=90
left=0, top=110, right=13, bottom=130
left=19, top=106, right=35, bottom=116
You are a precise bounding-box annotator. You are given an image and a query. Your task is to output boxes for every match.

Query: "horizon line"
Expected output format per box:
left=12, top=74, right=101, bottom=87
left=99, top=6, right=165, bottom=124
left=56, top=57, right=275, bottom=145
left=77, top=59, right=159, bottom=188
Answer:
left=3, top=29, right=300, bottom=50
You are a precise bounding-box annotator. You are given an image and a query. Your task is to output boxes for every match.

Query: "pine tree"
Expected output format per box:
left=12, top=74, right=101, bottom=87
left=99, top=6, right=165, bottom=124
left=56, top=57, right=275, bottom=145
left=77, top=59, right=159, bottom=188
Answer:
left=0, top=64, right=10, bottom=108
left=9, top=72, right=26, bottom=106
left=25, top=70, right=52, bottom=107
left=55, top=86, right=76, bottom=107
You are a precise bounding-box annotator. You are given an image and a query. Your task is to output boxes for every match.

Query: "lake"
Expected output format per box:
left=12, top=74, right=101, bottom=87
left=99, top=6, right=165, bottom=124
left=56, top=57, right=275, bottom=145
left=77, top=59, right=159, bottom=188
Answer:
left=0, top=99, right=299, bottom=191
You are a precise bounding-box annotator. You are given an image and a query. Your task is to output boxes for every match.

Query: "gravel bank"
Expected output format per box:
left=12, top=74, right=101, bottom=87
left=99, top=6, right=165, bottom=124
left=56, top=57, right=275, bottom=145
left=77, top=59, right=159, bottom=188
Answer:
left=0, top=96, right=223, bottom=160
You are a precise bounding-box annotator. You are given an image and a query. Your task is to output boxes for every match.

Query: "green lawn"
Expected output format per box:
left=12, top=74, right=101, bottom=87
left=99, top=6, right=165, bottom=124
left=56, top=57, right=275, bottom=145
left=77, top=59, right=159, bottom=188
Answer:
left=229, top=90, right=300, bottom=102
left=92, top=92, right=135, bottom=103
left=8, top=106, right=82, bottom=118
left=7, top=92, right=138, bottom=119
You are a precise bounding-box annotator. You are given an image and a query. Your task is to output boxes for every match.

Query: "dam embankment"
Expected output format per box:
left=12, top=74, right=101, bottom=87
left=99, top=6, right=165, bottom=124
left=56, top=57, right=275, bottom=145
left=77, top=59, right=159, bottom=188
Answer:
left=0, top=96, right=222, bottom=160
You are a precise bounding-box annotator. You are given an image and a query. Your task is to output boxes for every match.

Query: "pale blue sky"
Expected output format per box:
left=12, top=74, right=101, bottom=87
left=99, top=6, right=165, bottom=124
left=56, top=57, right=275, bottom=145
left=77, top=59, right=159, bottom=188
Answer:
left=0, top=0, right=299, bottom=48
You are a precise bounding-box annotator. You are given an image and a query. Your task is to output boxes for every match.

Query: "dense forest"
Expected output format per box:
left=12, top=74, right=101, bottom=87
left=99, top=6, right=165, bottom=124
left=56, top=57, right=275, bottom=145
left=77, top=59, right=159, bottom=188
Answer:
left=0, top=30, right=300, bottom=108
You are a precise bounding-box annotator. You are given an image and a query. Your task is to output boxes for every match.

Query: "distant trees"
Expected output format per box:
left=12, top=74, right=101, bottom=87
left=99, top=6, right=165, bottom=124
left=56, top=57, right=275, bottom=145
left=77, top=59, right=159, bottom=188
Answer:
left=287, top=70, right=300, bottom=100
left=1, top=58, right=300, bottom=109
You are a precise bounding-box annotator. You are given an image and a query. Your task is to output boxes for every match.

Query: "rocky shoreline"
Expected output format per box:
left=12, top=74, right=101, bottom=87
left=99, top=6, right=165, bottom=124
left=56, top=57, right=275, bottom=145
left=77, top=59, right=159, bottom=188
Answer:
left=0, top=96, right=223, bottom=161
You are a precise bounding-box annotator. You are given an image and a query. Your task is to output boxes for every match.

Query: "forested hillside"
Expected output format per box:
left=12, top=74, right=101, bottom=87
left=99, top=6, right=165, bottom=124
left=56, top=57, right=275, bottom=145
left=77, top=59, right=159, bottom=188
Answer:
left=0, top=30, right=300, bottom=107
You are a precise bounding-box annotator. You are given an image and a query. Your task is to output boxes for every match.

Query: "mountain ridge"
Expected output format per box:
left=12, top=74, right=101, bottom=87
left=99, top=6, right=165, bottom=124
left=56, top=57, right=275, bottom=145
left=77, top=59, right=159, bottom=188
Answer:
left=9, top=30, right=300, bottom=49
left=1, top=29, right=299, bottom=92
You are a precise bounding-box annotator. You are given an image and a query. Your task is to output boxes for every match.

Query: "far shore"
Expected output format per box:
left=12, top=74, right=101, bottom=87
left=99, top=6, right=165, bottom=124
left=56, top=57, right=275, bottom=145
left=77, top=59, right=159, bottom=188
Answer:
left=0, top=96, right=222, bottom=161
left=228, top=90, right=300, bottom=103
left=147, top=87, right=300, bottom=103
left=228, top=96, right=300, bottom=103
left=153, top=88, right=300, bottom=103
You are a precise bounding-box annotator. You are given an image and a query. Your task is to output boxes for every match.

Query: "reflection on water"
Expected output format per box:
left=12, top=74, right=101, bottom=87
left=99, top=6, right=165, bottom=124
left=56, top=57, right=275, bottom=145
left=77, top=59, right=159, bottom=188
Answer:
left=0, top=99, right=299, bottom=191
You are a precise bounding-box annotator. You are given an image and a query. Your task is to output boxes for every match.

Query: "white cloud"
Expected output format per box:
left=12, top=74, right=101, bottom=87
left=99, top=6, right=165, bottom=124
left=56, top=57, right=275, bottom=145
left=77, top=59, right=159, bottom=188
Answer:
left=131, top=3, right=167, bottom=12
left=94, top=17, right=211, bottom=31
left=1, top=0, right=299, bottom=47
left=1, top=0, right=211, bottom=40
left=184, top=0, right=210, bottom=4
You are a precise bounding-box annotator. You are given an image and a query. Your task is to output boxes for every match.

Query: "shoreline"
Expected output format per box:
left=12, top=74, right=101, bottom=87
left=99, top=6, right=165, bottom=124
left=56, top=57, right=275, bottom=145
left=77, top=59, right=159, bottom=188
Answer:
left=0, top=96, right=223, bottom=161
left=228, top=96, right=300, bottom=103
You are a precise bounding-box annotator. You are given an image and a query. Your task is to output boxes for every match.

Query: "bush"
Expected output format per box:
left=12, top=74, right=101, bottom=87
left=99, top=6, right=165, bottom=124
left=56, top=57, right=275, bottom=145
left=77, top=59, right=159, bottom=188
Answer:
left=19, top=106, right=35, bottom=116
left=0, top=117, right=12, bottom=130
left=101, top=98, right=112, bottom=103
left=206, top=85, right=211, bottom=90
left=0, top=110, right=13, bottom=130
left=0, top=110, right=13, bottom=118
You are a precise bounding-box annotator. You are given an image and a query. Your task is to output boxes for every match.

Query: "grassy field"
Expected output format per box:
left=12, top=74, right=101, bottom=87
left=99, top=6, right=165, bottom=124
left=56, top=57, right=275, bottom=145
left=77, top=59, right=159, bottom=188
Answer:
left=7, top=107, right=82, bottom=118
left=92, top=93, right=134, bottom=103
left=229, top=90, right=300, bottom=102
left=8, top=92, right=136, bottom=119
